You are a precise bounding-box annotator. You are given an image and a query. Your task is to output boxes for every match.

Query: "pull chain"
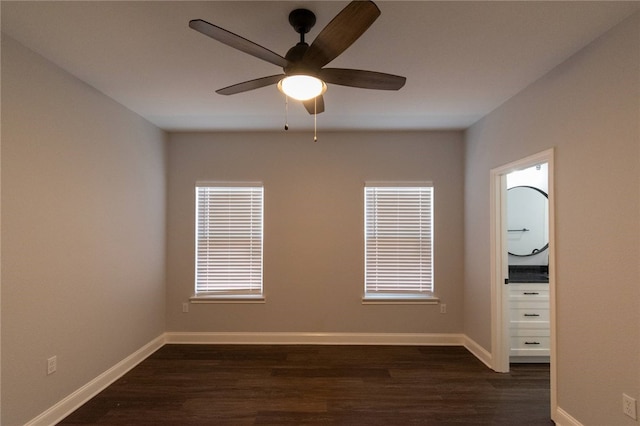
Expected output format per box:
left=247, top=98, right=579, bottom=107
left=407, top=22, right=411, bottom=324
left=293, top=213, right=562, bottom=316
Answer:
left=284, top=95, right=289, bottom=131
left=314, top=97, right=318, bottom=142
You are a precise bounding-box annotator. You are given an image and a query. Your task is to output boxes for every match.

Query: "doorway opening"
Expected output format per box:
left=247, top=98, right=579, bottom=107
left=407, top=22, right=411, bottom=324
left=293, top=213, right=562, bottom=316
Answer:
left=489, top=148, right=556, bottom=419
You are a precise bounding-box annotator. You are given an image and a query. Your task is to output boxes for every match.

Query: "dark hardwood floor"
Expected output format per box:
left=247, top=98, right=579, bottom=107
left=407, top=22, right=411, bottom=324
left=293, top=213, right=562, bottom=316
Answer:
left=59, top=345, right=552, bottom=425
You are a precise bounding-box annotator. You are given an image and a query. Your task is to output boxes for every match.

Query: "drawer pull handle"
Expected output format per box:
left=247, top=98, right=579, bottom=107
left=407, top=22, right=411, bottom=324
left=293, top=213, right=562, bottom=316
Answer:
left=523, top=313, right=540, bottom=317
left=523, top=292, right=539, bottom=295
left=524, top=341, right=541, bottom=345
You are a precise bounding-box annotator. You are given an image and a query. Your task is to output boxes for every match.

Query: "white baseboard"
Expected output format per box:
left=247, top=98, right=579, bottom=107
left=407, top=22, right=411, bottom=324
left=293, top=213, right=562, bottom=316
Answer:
left=25, top=334, right=165, bottom=426
left=554, top=407, right=583, bottom=426
left=164, top=331, right=465, bottom=346
left=462, top=335, right=492, bottom=369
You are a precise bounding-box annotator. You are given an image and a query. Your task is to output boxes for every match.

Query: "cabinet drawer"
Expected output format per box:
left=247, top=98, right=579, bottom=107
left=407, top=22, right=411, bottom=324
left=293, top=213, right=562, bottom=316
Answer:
left=509, top=283, right=549, bottom=291
left=509, top=289, right=549, bottom=301
left=510, top=308, right=550, bottom=323
left=511, top=336, right=550, bottom=355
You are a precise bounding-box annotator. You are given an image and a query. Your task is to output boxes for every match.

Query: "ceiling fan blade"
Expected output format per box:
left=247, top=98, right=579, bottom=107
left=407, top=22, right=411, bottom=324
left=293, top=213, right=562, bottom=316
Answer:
left=189, top=19, right=288, bottom=68
left=303, top=95, right=325, bottom=115
left=216, top=74, right=285, bottom=95
left=319, top=68, right=406, bottom=90
left=303, top=1, right=380, bottom=69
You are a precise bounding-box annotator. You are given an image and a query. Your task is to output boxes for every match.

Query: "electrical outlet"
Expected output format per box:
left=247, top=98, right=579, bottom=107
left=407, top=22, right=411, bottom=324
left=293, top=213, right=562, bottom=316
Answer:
left=182, top=302, right=189, bottom=313
left=47, top=356, right=57, bottom=375
left=623, top=394, right=637, bottom=420
left=440, top=303, right=447, bottom=314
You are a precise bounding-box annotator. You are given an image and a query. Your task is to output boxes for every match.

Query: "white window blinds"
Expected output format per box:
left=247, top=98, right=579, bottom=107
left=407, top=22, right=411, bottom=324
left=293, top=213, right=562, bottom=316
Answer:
left=364, top=185, right=434, bottom=296
left=195, top=184, right=263, bottom=295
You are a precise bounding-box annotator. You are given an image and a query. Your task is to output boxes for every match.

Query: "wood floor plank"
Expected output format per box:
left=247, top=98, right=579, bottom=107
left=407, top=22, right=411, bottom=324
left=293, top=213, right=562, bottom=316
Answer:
left=58, top=345, right=552, bottom=425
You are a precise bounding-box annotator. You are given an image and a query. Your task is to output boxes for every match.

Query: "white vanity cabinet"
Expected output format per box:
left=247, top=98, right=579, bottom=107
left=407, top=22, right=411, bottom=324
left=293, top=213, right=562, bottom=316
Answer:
left=509, top=283, right=550, bottom=361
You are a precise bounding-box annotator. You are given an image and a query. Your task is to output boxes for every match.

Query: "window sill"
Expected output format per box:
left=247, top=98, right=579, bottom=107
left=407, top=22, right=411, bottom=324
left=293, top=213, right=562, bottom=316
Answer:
left=362, top=294, right=440, bottom=305
left=190, top=294, right=265, bottom=304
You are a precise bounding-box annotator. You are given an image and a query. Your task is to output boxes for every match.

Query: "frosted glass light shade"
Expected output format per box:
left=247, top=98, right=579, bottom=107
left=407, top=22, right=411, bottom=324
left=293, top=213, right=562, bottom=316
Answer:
left=278, top=75, right=327, bottom=101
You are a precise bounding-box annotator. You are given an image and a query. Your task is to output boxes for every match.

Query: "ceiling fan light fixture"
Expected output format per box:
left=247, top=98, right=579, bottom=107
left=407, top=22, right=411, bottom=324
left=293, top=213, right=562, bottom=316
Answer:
left=278, top=75, right=327, bottom=101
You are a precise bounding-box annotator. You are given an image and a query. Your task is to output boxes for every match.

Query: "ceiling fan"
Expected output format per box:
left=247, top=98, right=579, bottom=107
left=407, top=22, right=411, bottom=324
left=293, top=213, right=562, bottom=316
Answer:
left=189, top=0, right=406, bottom=115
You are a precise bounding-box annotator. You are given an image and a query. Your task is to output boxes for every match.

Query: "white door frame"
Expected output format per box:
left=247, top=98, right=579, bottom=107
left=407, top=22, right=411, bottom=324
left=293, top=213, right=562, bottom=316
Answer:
left=489, top=148, right=557, bottom=418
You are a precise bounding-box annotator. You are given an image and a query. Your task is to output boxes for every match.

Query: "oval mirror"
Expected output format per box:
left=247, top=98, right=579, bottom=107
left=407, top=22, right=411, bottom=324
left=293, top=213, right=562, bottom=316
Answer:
left=507, top=186, right=549, bottom=256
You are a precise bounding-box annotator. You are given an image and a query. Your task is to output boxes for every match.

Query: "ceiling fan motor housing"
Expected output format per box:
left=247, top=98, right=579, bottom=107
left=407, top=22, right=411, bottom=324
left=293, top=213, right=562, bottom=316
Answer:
left=284, top=43, right=313, bottom=76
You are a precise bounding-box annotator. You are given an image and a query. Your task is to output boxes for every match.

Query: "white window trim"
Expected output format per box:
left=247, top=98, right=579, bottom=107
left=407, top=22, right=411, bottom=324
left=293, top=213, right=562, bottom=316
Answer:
left=190, top=294, right=266, bottom=304
left=192, top=182, right=264, bottom=302
left=362, top=293, right=439, bottom=305
left=363, top=182, right=436, bottom=304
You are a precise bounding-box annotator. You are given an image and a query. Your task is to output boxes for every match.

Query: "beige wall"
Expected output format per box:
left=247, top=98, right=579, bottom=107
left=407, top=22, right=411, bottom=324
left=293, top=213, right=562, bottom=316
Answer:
left=464, top=12, right=639, bottom=425
left=166, top=131, right=464, bottom=334
left=1, top=37, right=167, bottom=425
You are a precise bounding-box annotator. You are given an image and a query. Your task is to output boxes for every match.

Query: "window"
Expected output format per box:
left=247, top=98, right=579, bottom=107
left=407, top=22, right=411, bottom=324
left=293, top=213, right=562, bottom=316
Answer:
left=194, top=183, right=263, bottom=300
left=364, top=183, right=435, bottom=302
